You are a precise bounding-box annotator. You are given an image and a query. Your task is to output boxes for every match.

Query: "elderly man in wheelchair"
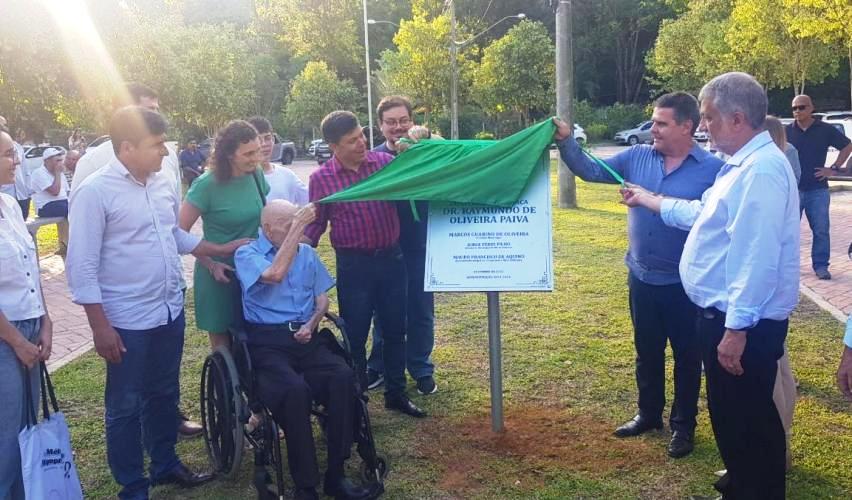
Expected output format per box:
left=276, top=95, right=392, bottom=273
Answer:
left=233, top=200, right=377, bottom=500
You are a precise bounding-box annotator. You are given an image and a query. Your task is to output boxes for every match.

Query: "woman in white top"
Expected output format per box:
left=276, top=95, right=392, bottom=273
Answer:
left=0, top=127, right=54, bottom=500
left=247, top=116, right=308, bottom=205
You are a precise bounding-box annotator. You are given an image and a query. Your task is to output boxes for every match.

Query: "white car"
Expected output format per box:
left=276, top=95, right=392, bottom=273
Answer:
left=693, top=130, right=709, bottom=142
left=614, top=120, right=653, bottom=146
left=573, top=124, right=587, bottom=145
left=824, top=118, right=852, bottom=169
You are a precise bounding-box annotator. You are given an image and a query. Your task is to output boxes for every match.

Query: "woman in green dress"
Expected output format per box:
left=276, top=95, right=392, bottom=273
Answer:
left=179, top=120, right=269, bottom=348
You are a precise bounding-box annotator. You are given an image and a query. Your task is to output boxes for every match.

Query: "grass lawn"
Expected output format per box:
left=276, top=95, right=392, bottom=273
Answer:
left=49, top=165, right=852, bottom=499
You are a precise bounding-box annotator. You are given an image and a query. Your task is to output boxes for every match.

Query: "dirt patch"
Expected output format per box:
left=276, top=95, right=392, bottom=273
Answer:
left=420, top=405, right=666, bottom=496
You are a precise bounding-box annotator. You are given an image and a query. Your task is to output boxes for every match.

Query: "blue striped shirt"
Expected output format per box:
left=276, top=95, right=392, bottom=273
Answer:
left=557, top=138, right=723, bottom=285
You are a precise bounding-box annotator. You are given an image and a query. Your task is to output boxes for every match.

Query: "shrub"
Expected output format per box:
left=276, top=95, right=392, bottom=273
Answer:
left=474, top=131, right=496, bottom=140
left=585, top=123, right=609, bottom=141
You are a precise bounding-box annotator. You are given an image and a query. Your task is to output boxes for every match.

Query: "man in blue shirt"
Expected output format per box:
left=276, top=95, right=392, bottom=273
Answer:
left=554, top=92, right=722, bottom=458
left=622, top=72, right=799, bottom=499
left=786, top=94, right=852, bottom=280
left=365, top=95, right=438, bottom=396
left=234, top=200, right=374, bottom=500
left=178, top=139, right=205, bottom=185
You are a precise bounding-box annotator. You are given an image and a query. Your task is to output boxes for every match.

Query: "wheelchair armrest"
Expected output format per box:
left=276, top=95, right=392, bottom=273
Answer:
left=324, top=312, right=346, bottom=331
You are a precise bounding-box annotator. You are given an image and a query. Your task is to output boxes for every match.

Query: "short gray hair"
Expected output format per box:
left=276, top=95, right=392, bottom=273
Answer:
left=698, top=72, right=767, bottom=130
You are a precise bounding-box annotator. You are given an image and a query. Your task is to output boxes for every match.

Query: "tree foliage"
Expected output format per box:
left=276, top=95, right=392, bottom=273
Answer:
left=472, top=21, right=555, bottom=126
left=282, top=61, right=360, bottom=145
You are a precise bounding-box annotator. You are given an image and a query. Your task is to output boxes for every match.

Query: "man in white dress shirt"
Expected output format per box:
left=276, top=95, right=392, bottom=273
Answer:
left=0, top=115, right=32, bottom=218
left=66, top=107, right=248, bottom=499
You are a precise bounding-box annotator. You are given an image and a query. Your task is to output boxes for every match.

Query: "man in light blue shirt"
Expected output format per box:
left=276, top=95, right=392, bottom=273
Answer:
left=234, top=200, right=376, bottom=500
left=622, top=72, right=798, bottom=499
left=554, top=92, right=723, bottom=459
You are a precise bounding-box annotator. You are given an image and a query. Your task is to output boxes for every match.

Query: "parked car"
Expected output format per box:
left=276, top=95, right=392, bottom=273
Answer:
left=614, top=120, right=653, bottom=146
left=573, top=124, right=587, bottom=145
left=693, top=130, right=709, bottom=142
left=87, top=135, right=110, bottom=149
left=308, top=139, right=322, bottom=157
left=314, top=141, right=332, bottom=164
left=21, top=145, right=67, bottom=183
left=825, top=118, right=852, bottom=169
left=197, top=132, right=295, bottom=164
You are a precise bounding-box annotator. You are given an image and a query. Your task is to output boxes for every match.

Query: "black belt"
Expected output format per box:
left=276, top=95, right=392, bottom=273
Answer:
left=246, top=321, right=305, bottom=333
left=335, top=244, right=400, bottom=258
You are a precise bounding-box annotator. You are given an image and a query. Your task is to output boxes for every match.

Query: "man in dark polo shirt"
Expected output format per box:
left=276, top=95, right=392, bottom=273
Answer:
left=303, top=110, right=426, bottom=418
left=786, top=94, right=852, bottom=280
left=365, top=96, right=437, bottom=396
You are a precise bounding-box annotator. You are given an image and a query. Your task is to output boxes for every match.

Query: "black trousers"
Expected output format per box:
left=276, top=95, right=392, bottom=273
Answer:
left=628, top=273, right=701, bottom=433
left=335, top=246, right=408, bottom=396
left=17, top=198, right=30, bottom=219
left=698, top=307, right=787, bottom=500
left=247, top=332, right=356, bottom=489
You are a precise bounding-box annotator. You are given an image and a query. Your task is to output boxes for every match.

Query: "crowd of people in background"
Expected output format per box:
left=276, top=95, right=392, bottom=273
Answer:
left=2, top=70, right=852, bottom=500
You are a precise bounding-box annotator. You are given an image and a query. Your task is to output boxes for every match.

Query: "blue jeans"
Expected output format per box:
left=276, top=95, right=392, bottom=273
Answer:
left=335, top=247, right=408, bottom=397
left=799, top=188, right=830, bottom=272
left=106, top=312, right=185, bottom=500
left=0, top=318, right=40, bottom=500
left=368, top=250, right=435, bottom=380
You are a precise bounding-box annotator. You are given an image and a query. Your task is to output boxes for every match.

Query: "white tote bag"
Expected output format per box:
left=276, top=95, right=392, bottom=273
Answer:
left=17, top=362, right=83, bottom=500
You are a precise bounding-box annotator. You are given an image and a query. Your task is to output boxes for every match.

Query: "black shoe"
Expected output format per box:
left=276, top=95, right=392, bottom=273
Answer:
left=324, top=476, right=373, bottom=500
left=416, top=375, right=438, bottom=395
left=293, top=487, right=320, bottom=500
left=385, top=393, right=427, bottom=418
left=152, top=463, right=214, bottom=488
left=613, top=415, right=663, bottom=438
left=366, top=370, right=384, bottom=391
left=667, top=431, right=695, bottom=458
left=816, top=268, right=832, bottom=280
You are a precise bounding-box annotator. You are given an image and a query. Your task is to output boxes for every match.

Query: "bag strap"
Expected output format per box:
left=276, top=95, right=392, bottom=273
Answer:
left=39, top=361, right=59, bottom=419
left=252, top=168, right=267, bottom=207
left=22, top=366, right=37, bottom=428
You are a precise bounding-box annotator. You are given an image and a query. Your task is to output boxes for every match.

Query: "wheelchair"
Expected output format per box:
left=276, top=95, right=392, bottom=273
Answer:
left=199, top=312, right=388, bottom=499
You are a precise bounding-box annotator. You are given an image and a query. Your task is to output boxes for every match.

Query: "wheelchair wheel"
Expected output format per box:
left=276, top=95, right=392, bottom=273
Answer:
left=266, top=417, right=287, bottom=497
left=360, top=455, right=388, bottom=483
left=200, top=347, right=244, bottom=478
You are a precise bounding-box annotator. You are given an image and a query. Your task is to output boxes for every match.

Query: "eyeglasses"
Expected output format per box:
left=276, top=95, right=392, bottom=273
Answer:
left=382, top=118, right=412, bottom=128
left=791, top=105, right=808, bottom=111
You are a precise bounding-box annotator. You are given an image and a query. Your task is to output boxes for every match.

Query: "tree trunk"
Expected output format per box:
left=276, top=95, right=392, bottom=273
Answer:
left=848, top=45, right=852, bottom=110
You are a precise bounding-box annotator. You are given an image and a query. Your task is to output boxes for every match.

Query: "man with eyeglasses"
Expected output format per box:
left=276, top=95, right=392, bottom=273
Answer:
left=786, top=95, right=852, bottom=280
left=0, top=115, right=32, bottom=218
left=363, top=96, right=438, bottom=397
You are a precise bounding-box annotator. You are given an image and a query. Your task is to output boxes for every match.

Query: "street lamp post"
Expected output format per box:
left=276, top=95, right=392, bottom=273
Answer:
left=362, top=0, right=374, bottom=149
left=448, top=1, right=525, bottom=139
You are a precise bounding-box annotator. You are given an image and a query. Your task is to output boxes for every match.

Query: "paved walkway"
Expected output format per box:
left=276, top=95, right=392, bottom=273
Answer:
left=40, top=161, right=852, bottom=372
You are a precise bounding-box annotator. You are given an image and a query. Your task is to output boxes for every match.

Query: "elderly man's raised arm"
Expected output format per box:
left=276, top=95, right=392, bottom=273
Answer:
left=261, top=204, right=316, bottom=283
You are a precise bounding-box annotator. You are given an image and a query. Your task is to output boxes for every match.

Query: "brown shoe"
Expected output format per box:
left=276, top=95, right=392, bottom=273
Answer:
left=178, top=418, right=203, bottom=439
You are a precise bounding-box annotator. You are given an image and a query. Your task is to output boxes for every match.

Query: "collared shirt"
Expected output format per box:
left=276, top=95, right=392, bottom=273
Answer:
left=70, top=140, right=181, bottom=197
left=660, top=131, right=800, bottom=330
left=304, top=151, right=399, bottom=250
left=29, top=165, right=70, bottom=210
left=374, top=141, right=429, bottom=253
left=179, top=148, right=206, bottom=171
left=557, top=137, right=722, bottom=285
left=66, top=159, right=201, bottom=330
left=265, top=165, right=309, bottom=205
left=235, top=231, right=335, bottom=324
left=845, top=314, right=852, bottom=348
left=1, top=142, right=31, bottom=201
left=786, top=120, right=851, bottom=191
left=0, top=193, right=44, bottom=321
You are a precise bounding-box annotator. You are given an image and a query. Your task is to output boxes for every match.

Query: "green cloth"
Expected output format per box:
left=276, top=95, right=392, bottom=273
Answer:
left=321, top=119, right=557, bottom=207
left=185, top=169, right=269, bottom=333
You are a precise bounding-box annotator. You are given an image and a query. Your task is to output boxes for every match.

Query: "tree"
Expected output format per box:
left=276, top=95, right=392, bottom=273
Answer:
left=472, top=21, right=555, bottom=128
left=377, top=5, right=461, bottom=120
left=256, top=0, right=364, bottom=82
left=727, top=0, right=838, bottom=94
left=647, top=0, right=735, bottom=93
left=784, top=0, right=852, bottom=106
left=282, top=61, right=360, bottom=146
